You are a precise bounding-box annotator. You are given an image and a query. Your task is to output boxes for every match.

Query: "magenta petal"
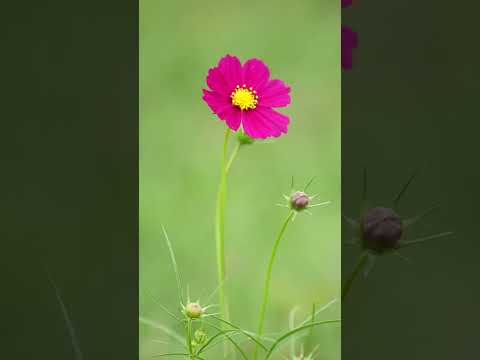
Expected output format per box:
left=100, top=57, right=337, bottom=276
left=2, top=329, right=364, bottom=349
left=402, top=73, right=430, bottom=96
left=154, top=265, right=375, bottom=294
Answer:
left=242, top=107, right=289, bottom=139
left=249, top=111, right=281, bottom=138
left=206, top=67, right=230, bottom=95
left=259, top=79, right=291, bottom=108
left=255, top=107, right=289, bottom=136
left=242, top=111, right=268, bottom=139
left=225, top=108, right=242, bottom=131
left=202, top=89, right=231, bottom=115
left=202, top=89, right=239, bottom=130
left=203, top=55, right=291, bottom=137
left=217, top=55, right=242, bottom=90
left=242, top=58, right=270, bottom=90
left=255, top=111, right=284, bottom=136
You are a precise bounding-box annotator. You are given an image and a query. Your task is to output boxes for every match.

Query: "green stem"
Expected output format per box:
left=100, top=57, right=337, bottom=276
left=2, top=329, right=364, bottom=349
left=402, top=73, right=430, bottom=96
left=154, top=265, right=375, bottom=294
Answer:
left=225, top=143, right=241, bottom=176
left=306, top=303, right=316, bottom=353
left=225, top=142, right=241, bottom=360
left=186, top=319, right=195, bottom=360
left=341, top=251, right=368, bottom=302
left=254, top=210, right=295, bottom=360
left=215, top=128, right=230, bottom=325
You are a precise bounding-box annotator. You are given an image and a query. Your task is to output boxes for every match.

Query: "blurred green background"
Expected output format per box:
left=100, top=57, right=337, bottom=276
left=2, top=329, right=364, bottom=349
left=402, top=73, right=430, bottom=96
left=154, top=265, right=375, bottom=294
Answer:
left=140, top=0, right=340, bottom=358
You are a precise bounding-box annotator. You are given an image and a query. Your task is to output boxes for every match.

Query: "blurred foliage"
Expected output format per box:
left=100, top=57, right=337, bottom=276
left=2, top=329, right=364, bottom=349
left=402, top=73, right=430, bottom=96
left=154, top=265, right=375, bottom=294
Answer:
left=140, top=0, right=340, bottom=358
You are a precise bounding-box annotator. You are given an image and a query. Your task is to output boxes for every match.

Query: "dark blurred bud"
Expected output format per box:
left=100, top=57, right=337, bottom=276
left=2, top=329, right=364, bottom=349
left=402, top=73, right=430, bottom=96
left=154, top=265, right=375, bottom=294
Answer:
left=361, top=207, right=403, bottom=253
left=290, top=191, right=310, bottom=211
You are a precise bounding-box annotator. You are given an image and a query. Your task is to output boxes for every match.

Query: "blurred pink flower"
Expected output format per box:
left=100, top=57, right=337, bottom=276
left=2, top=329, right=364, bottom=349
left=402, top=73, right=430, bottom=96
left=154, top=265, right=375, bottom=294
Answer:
left=202, top=55, right=291, bottom=139
left=342, top=0, right=358, bottom=70
left=342, top=26, right=358, bottom=70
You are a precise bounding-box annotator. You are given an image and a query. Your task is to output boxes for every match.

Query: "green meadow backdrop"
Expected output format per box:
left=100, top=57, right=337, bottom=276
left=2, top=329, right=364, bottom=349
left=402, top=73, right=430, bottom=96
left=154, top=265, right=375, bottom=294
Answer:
left=140, top=0, right=340, bottom=358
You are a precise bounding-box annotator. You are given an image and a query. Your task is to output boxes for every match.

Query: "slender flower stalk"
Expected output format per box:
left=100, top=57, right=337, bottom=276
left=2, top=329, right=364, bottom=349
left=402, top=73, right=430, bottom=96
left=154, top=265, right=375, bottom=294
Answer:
left=186, top=319, right=195, bottom=359
left=225, top=142, right=241, bottom=176
left=214, top=131, right=246, bottom=326
left=341, top=251, right=368, bottom=302
left=254, top=210, right=295, bottom=360
left=215, top=128, right=231, bottom=325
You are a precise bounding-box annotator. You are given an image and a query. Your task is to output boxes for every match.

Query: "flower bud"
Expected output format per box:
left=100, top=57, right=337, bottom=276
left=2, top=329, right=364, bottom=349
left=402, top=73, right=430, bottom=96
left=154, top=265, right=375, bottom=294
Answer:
left=236, top=131, right=254, bottom=145
left=194, top=329, right=207, bottom=345
left=361, top=207, right=403, bottom=253
left=290, top=191, right=310, bottom=211
left=184, top=302, right=203, bottom=319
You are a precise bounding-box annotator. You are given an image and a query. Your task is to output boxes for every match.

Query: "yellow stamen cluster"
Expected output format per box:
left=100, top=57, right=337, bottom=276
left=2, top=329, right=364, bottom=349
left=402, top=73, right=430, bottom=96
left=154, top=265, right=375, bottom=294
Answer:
left=231, top=84, right=259, bottom=111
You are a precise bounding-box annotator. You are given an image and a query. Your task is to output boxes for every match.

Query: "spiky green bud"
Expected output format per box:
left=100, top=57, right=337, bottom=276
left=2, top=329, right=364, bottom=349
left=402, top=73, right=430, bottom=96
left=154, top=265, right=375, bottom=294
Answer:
left=290, top=191, right=310, bottom=211
left=194, top=329, right=207, bottom=345
left=184, top=302, right=203, bottom=319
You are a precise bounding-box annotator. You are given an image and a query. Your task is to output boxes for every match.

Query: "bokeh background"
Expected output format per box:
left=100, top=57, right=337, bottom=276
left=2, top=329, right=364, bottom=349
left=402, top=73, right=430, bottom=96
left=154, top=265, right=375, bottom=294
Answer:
left=140, top=0, right=340, bottom=358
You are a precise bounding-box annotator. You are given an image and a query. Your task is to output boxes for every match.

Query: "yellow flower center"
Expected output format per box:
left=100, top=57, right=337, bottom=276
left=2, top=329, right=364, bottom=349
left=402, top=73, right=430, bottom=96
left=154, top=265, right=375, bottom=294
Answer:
left=231, top=84, right=258, bottom=110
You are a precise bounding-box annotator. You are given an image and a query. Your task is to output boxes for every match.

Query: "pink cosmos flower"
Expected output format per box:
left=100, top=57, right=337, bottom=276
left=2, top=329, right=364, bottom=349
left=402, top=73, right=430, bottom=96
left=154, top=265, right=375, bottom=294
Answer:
left=202, top=55, right=291, bottom=139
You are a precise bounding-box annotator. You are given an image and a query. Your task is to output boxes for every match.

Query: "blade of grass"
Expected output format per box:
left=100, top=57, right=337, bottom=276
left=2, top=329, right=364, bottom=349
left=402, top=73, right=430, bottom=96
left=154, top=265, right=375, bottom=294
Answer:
left=139, top=316, right=185, bottom=346
left=197, top=329, right=239, bottom=353
left=201, top=321, right=251, bottom=360
left=46, top=271, right=83, bottom=360
left=162, top=225, right=184, bottom=305
left=254, top=210, right=295, bottom=359
left=288, top=306, right=299, bottom=358
left=265, top=320, right=341, bottom=359
left=225, top=333, right=249, bottom=360
left=306, top=303, right=316, bottom=353
left=211, top=316, right=268, bottom=352
left=299, top=298, right=338, bottom=326
left=144, top=289, right=183, bottom=322
left=153, top=353, right=206, bottom=360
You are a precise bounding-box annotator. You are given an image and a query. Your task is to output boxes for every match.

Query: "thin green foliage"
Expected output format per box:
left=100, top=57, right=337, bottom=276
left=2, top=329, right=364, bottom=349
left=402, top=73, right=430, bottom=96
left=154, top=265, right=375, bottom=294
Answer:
left=304, top=176, right=316, bottom=192
left=393, top=171, right=418, bottom=210
left=255, top=210, right=295, bottom=353
left=211, top=316, right=269, bottom=353
left=399, top=231, right=454, bottom=249
left=299, top=298, right=339, bottom=327
left=201, top=321, right=254, bottom=360
left=264, top=320, right=341, bottom=359
left=47, top=271, right=83, bottom=360
left=288, top=307, right=299, bottom=358
left=306, top=303, right=316, bottom=352
left=403, top=205, right=439, bottom=228
left=153, top=353, right=207, bottom=360
left=342, top=251, right=369, bottom=302
left=139, top=316, right=185, bottom=346
left=197, top=328, right=239, bottom=353
left=145, top=289, right=183, bottom=322
left=162, top=225, right=184, bottom=305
